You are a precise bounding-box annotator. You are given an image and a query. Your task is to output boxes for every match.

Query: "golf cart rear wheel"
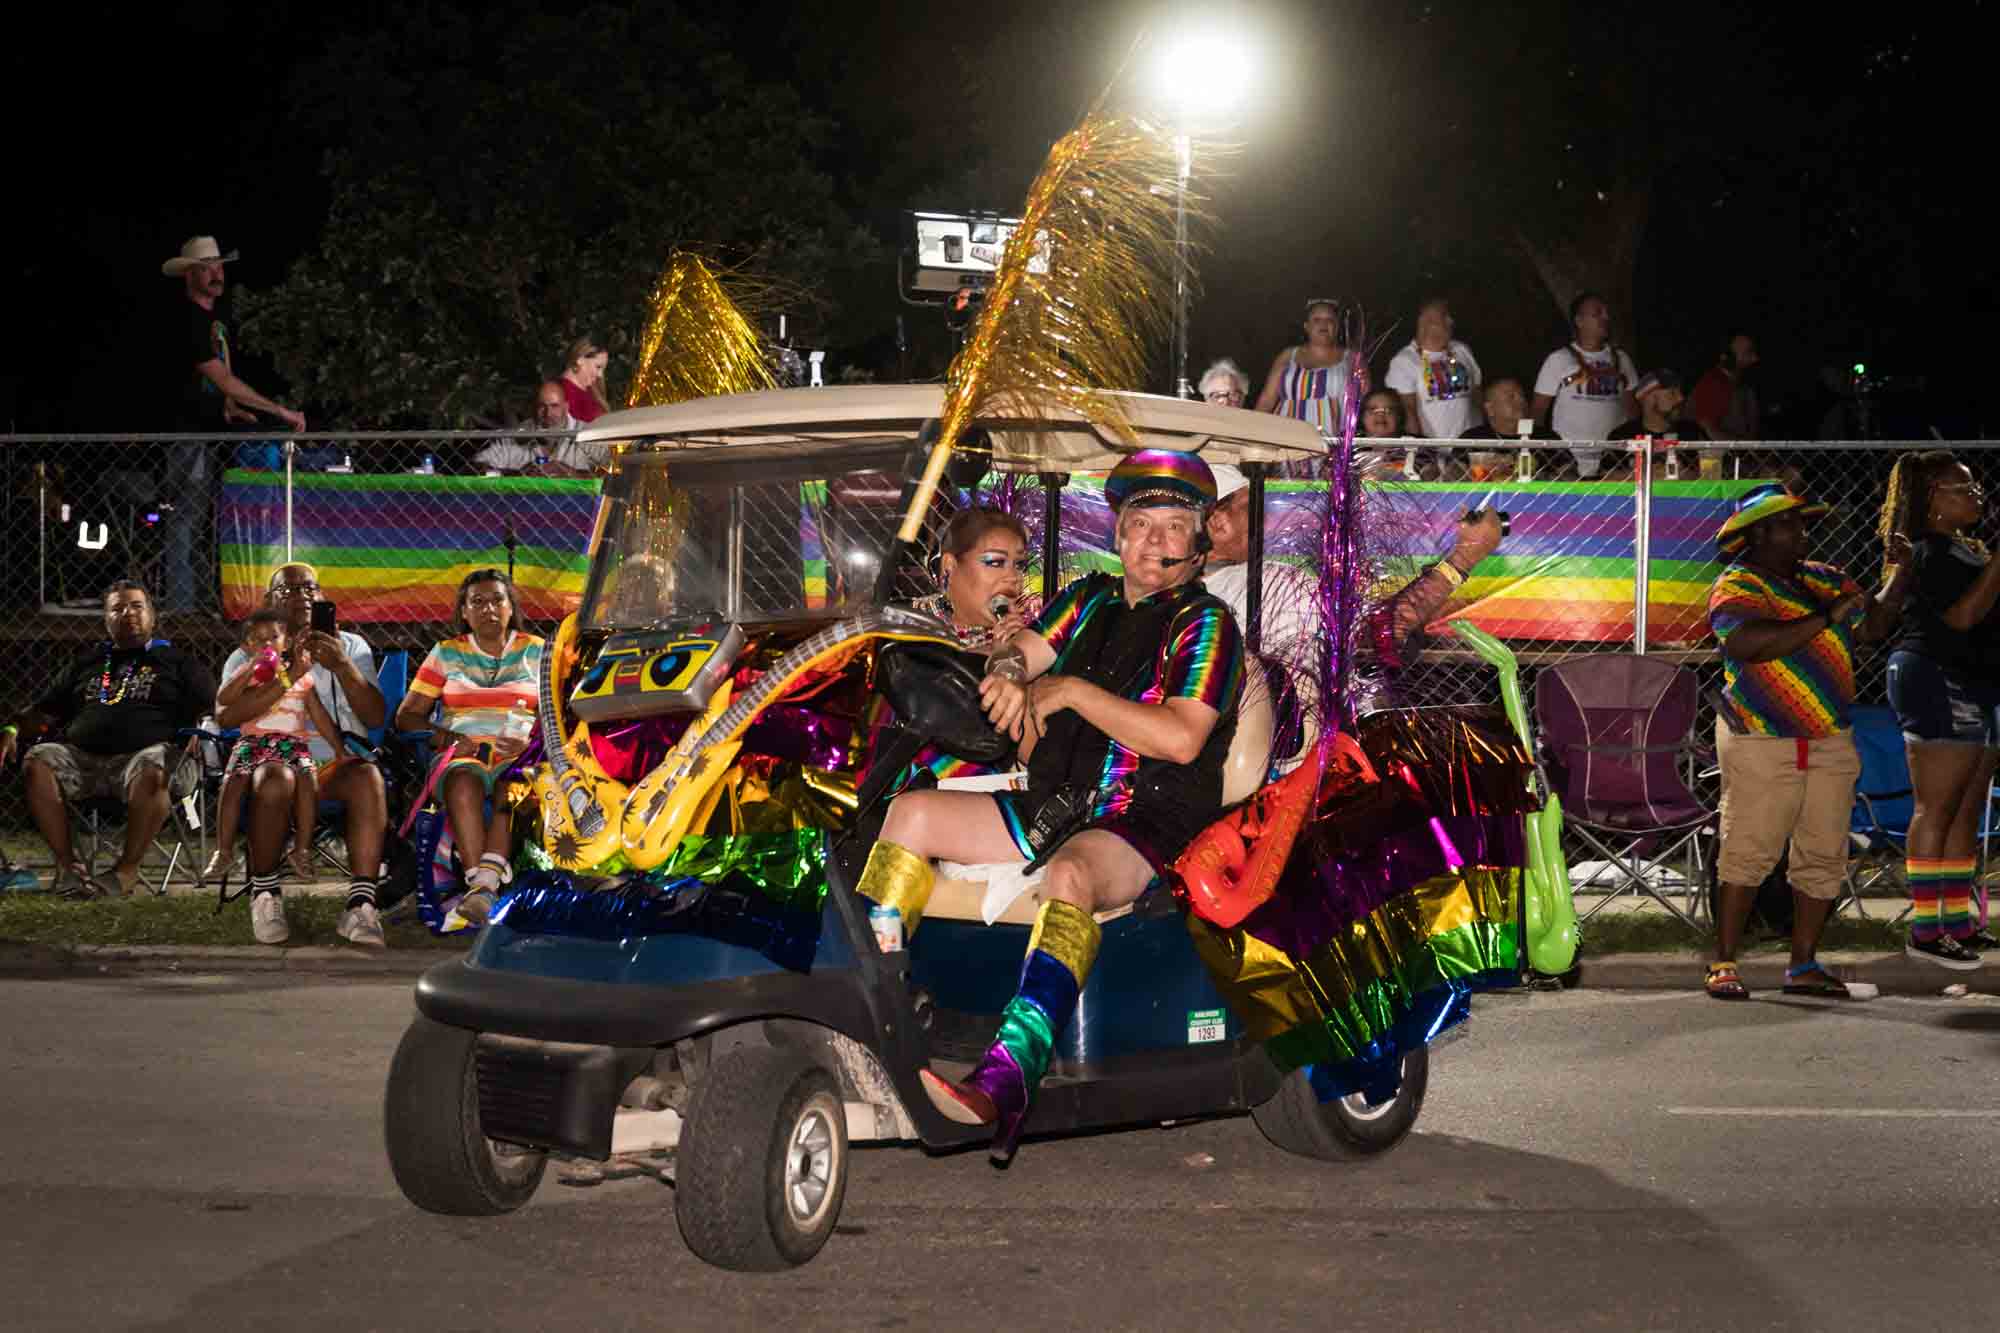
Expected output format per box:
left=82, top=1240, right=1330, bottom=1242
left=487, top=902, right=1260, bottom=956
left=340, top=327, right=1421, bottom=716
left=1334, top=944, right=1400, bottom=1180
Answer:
left=675, top=1047, right=848, bottom=1272
left=1251, top=1045, right=1428, bottom=1161
left=384, top=1016, right=546, bottom=1215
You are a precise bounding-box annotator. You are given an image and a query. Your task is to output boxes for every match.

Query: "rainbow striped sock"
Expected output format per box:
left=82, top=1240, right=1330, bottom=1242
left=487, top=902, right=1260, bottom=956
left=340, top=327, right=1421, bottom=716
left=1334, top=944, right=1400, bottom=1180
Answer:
left=1939, top=857, right=1977, bottom=940
left=1908, top=857, right=1950, bottom=942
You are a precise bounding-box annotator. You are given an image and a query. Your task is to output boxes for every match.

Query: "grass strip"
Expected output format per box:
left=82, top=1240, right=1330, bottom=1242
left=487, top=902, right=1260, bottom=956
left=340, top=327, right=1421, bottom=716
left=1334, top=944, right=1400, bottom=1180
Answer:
left=0, top=894, right=457, bottom=950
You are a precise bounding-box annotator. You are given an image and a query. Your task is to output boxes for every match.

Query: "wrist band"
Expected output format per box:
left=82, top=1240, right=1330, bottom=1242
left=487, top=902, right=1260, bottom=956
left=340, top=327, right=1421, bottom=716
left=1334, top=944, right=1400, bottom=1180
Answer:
left=1431, top=560, right=1466, bottom=589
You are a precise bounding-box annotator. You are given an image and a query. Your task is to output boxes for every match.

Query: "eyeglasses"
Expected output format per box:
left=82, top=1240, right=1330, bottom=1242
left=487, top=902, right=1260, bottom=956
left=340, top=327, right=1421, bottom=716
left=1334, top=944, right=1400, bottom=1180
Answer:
left=1204, top=389, right=1245, bottom=404
left=465, top=594, right=511, bottom=611
left=273, top=580, right=319, bottom=597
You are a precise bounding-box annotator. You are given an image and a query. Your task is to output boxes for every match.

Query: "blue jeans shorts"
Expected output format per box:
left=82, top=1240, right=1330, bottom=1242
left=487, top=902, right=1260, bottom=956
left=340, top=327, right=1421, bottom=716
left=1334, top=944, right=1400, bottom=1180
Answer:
left=1886, top=651, right=1999, bottom=745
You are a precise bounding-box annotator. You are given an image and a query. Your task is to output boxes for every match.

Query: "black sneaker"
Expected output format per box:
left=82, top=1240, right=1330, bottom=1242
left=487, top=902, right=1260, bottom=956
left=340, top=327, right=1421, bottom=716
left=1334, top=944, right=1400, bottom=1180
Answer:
left=1906, top=935, right=1984, bottom=971
left=1963, top=929, right=1999, bottom=952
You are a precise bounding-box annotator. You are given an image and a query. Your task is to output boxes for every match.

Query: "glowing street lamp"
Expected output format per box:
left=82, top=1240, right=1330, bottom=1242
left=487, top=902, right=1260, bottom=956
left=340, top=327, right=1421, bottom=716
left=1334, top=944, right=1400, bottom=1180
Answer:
left=1152, top=30, right=1253, bottom=398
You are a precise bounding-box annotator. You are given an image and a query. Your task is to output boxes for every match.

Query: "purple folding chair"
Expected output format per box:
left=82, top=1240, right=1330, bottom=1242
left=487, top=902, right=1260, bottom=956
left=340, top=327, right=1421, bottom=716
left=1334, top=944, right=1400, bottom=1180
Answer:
left=1535, top=655, right=1715, bottom=928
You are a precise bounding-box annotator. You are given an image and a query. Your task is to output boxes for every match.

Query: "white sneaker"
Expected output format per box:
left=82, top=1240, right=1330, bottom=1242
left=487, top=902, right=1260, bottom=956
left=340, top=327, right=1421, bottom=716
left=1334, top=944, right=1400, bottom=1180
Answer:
left=336, top=902, right=386, bottom=948
left=250, top=891, right=290, bottom=946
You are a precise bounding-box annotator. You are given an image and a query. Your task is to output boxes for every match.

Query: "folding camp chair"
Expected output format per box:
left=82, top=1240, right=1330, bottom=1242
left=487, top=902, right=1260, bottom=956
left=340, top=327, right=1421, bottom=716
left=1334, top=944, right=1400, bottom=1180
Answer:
left=1843, top=705, right=1914, bottom=919
left=1535, top=654, right=1714, bottom=928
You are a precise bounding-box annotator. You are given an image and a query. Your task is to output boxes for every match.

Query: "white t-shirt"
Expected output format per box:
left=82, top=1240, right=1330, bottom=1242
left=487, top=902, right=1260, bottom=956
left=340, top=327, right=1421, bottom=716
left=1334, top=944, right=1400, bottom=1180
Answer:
left=1534, top=344, right=1637, bottom=475
left=221, top=629, right=379, bottom=763
left=1203, top=562, right=1322, bottom=663
left=474, top=427, right=608, bottom=474
left=1385, top=340, right=1483, bottom=439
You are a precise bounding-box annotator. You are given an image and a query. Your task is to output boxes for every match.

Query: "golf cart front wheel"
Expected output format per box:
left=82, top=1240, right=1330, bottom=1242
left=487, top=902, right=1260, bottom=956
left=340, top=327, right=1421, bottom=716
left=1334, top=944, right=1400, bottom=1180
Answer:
left=384, top=1016, right=546, bottom=1214
left=1251, top=1044, right=1429, bottom=1161
left=675, top=1047, right=849, bottom=1271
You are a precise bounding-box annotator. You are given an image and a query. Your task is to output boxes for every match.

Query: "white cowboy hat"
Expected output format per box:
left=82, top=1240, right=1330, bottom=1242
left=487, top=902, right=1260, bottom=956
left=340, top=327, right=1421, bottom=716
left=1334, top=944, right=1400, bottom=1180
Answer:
left=161, top=236, right=239, bottom=277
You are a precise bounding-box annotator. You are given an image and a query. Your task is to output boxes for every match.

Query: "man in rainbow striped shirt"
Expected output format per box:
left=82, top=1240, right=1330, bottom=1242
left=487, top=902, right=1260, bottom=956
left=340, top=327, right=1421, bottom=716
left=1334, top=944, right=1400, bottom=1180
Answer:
left=1705, top=484, right=1911, bottom=1000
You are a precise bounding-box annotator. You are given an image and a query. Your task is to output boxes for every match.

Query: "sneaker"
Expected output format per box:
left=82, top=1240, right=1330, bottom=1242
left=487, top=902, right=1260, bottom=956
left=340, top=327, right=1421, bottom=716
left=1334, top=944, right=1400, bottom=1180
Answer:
left=1963, top=929, right=1999, bottom=952
left=1906, top=934, right=1982, bottom=971
left=456, top=889, right=496, bottom=927
left=336, top=902, right=386, bottom=948
left=250, top=891, right=290, bottom=946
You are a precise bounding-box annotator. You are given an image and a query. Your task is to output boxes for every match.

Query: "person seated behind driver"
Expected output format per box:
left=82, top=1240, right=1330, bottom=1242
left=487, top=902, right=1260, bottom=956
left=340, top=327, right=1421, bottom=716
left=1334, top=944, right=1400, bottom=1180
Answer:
left=1201, top=464, right=1503, bottom=768
left=850, top=449, right=1243, bottom=1163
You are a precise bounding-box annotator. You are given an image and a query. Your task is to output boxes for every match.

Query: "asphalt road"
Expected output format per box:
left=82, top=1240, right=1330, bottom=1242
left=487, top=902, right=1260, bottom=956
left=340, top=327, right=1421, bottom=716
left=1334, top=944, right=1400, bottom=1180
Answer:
left=4, top=976, right=1998, bottom=1332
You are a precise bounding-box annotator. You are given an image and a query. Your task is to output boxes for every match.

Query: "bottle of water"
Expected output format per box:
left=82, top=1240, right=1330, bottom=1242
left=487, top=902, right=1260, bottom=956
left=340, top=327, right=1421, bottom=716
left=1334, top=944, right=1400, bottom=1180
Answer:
left=421, top=453, right=435, bottom=476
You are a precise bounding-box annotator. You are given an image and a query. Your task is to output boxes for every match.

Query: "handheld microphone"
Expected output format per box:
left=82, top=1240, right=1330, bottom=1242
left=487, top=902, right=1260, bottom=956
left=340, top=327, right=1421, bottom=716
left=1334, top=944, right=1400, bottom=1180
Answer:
left=988, top=594, right=1012, bottom=619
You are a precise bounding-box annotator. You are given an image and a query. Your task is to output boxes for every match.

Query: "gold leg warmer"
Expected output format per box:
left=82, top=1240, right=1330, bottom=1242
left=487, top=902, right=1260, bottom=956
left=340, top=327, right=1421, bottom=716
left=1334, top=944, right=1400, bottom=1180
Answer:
left=855, top=839, right=935, bottom=936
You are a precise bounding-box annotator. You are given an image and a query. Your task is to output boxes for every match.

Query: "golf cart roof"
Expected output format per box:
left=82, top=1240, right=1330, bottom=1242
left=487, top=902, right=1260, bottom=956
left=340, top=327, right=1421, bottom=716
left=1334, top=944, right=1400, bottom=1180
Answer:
left=578, top=384, right=1327, bottom=472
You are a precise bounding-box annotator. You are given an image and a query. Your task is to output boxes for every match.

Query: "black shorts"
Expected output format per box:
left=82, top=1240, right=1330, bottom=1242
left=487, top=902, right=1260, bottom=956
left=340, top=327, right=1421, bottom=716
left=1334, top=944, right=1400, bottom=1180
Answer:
left=991, top=788, right=1205, bottom=877
left=1887, top=650, right=1999, bottom=745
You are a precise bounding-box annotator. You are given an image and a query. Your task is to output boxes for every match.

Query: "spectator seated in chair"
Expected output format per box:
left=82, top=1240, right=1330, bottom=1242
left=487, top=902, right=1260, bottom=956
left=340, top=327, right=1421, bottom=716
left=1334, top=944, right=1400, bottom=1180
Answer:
left=0, top=581, right=216, bottom=898
left=215, top=562, right=393, bottom=947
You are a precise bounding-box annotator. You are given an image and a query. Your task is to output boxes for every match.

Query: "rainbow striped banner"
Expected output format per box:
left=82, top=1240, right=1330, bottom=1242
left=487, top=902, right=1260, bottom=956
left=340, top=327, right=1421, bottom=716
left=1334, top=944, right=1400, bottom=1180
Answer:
left=218, top=470, right=602, bottom=622
left=1369, top=479, right=1762, bottom=644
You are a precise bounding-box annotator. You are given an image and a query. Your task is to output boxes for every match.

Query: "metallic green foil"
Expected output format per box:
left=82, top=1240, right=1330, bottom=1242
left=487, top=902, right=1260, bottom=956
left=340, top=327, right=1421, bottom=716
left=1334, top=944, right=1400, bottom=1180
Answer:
left=654, top=830, right=828, bottom=913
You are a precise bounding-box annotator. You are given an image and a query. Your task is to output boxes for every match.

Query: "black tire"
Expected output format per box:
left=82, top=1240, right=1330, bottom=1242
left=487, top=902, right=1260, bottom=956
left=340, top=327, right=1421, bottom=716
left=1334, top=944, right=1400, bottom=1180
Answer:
left=384, top=1016, right=546, bottom=1215
left=1251, top=1044, right=1429, bottom=1161
left=674, top=1047, right=849, bottom=1272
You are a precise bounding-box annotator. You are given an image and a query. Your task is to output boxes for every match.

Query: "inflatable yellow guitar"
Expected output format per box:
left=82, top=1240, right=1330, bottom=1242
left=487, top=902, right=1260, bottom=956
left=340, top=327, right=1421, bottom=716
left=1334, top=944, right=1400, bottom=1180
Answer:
left=620, top=612, right=961, bottom=869
left=531, top=615, right=630, bottom=871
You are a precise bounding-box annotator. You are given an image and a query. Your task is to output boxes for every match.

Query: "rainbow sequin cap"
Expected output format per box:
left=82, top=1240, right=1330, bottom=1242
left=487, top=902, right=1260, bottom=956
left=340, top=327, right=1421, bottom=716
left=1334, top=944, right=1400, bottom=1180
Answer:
left=1104, top=449, right=1218, bottom=512
left=1716, top=483, right=1829, bottom=556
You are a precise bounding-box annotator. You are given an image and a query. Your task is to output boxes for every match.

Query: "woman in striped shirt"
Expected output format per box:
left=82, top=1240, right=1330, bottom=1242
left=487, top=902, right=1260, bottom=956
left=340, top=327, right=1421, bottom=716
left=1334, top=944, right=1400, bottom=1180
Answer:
left=394, top=569, right=545, bottom=924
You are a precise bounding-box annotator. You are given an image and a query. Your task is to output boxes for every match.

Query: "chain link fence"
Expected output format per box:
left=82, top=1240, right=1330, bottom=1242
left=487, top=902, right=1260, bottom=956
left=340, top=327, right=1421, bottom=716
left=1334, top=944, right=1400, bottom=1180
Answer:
left=0, top=429, right=1980, bottom=903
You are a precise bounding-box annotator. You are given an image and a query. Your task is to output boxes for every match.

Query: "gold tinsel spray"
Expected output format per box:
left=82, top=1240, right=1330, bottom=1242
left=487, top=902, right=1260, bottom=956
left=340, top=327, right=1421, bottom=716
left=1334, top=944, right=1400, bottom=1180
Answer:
left=625, top=252, right=779, bottom=407
left=895, top=108, right=1211, bottom=542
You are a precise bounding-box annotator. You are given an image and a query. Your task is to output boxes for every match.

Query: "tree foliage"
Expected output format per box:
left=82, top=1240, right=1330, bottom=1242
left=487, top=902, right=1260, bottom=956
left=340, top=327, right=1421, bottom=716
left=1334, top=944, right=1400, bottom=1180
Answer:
left=240, top=3, right=858, bottom=426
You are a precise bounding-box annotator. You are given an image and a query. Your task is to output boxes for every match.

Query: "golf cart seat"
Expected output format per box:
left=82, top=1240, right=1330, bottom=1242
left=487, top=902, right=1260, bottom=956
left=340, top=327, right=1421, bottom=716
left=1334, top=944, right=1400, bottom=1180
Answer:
left=922, top=678, right=1275, bottom=925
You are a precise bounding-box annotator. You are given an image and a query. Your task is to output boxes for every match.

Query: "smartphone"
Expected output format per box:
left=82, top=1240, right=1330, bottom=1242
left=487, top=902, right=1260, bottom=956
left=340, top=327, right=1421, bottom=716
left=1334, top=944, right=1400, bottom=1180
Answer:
left=311, top=599, right=337, bottom=635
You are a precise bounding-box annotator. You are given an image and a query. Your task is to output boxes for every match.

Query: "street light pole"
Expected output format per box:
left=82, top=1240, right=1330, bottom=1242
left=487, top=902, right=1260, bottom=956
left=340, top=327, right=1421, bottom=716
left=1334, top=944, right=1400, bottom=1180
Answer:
left=1172, top=130, right=1192, bottom=400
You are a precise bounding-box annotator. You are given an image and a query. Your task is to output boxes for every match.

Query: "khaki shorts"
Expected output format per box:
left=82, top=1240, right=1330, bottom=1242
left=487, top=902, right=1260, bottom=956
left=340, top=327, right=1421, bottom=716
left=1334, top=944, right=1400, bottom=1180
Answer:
left=1715, top=722, right=1860, bottom=901
left=25, top=741, right=173, bottom=804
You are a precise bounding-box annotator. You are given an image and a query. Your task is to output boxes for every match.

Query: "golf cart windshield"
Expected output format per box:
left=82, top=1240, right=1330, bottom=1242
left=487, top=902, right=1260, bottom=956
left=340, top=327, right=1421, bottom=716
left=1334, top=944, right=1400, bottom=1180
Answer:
left=578, top=440, right=918, bottom=631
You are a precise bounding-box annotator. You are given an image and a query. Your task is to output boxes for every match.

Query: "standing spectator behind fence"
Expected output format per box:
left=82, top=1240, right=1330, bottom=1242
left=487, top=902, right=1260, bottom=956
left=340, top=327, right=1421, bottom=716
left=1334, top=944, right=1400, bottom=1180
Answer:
left=393, top=569, right=546, bottom=930
left=475, top=381, right=609, bottom=476
left=1532, top=292, right=1637, bottom=480
left=1386, top=298, right=1483, bottom=439
left=0, top=582, right=216, bottom=898
left=1703, top=486, right=1910, bottom=1001
left=1254, top=299, right=1362, bottom=436
left=561, top=339, right=611, bottom=424
left=1198, top=359, right=1249, bottom=407
left=163, top=236, right=307, bottom=613
left=1693, top=333, right=1762, bottom=442
left=1877, top=453, right=2000, bottom=969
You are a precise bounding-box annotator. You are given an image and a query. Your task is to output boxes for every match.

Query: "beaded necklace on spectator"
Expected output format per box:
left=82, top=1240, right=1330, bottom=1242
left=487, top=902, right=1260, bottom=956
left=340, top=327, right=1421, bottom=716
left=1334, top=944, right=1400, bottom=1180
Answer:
left=1419, top=342, right=1470, bottom=400
left=98, top=645, right=143, bottom=704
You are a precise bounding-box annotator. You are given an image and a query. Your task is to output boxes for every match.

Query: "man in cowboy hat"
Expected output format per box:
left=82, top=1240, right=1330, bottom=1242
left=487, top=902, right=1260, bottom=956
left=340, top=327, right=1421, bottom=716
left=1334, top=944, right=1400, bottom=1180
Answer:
left=163, top=236, right=308, bottom=612
left=850, top=448, right=1244, bottom=1161
left=1704, top=483, right=1911, bottom=1001
left=166, top=236, right=305, bottom=435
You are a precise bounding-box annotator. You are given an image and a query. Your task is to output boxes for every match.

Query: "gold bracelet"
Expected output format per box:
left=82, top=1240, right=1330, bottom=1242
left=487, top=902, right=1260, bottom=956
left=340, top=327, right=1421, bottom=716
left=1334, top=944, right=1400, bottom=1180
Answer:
left=1431, top=560, right=1466, bottom=589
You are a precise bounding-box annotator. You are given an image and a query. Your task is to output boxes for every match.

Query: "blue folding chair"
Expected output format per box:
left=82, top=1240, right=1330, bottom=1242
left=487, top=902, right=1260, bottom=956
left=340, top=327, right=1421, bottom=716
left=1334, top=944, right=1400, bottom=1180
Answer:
left=1845, top=705, right=1914, bottom=919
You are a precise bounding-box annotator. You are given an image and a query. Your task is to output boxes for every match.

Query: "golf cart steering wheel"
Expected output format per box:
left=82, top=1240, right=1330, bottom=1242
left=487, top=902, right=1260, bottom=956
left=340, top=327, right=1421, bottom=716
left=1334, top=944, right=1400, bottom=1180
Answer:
left=875, top=641, right=1015, bottom=766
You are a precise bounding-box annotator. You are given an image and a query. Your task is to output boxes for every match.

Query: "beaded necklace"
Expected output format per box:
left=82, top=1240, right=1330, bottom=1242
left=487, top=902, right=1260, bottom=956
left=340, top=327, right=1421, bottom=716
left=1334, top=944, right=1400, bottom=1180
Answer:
left=1419, top=342, right=1470, bottom=401
left=98, top=645, right=143, bottom=704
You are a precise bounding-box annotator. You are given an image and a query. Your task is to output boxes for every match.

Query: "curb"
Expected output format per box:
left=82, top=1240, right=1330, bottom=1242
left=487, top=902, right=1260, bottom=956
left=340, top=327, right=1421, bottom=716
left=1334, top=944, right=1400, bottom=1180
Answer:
left=0, top=940, right=451, bottom=979
left=1571, top=950, right=2000, bottom=996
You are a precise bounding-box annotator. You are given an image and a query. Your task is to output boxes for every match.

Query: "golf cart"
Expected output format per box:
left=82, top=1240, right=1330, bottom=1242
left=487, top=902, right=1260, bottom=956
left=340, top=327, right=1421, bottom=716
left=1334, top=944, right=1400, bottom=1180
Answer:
left=386, top=385, right=1512, bottom=1271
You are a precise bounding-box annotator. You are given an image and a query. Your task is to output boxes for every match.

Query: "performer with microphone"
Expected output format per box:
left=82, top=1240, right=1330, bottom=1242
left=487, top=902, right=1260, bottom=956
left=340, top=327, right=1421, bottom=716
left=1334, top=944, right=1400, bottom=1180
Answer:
left=850, top=450, right=1244, bottom=1161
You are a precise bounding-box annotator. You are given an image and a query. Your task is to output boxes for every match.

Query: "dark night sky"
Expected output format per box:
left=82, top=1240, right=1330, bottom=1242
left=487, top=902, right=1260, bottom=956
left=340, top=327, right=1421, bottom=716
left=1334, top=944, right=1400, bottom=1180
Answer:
left=7, top=0, right=1991, bottom=435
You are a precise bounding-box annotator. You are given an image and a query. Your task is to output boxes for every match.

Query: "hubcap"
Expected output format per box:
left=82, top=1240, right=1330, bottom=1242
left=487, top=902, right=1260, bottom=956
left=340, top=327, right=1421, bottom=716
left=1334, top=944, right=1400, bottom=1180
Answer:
left=785, top=1105, right=835, bottom=1224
